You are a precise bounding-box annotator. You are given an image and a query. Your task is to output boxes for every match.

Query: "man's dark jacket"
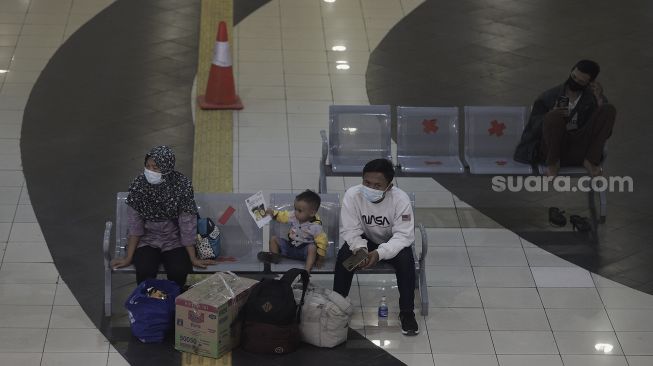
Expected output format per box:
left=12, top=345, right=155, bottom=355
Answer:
left=514, top=84, right=602, bottom=164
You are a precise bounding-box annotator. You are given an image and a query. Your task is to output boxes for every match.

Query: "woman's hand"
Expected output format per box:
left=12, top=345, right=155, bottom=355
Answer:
left=111, top=257, right=132, bottom=269
left=191, top=258, right=218, bottom=269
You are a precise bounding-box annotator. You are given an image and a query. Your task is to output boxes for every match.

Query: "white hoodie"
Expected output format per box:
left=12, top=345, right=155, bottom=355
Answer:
left=340, top=184, right=415, bottom=261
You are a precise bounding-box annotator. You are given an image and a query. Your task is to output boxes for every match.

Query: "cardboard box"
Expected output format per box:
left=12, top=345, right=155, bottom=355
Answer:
left=175, top=272, right=258, bottom=358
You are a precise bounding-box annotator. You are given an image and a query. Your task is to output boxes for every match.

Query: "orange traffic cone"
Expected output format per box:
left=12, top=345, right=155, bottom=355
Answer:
left=198, top=21, right=243, bottom=110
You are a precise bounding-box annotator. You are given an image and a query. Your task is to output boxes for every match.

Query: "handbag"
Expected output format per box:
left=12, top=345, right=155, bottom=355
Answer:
left=196, top=217, right=221, bottom=260
left=293, top=284, right=353, bottom=348
left=125, top=279, right=180, bottom=343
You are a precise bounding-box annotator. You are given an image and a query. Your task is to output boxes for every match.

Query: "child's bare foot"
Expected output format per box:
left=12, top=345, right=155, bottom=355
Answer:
left=583, top=159, right=602, bottom=177
left=546, top=162, right=560, bottom=177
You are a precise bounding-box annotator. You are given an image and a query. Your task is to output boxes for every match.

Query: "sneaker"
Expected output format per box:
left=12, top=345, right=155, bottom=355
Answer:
left=399, top=311, right=419, bottom=336
left=256, top=251, right=281, bottom=264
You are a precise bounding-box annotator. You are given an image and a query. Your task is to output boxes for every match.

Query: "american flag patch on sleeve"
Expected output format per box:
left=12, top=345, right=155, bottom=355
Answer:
left=402, top=214, right=411, bottom=221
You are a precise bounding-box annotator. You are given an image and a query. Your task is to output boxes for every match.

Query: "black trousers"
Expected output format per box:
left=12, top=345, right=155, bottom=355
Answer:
left=333, top=239, right=415, bottom=312
left=132, top=246, right=192, bottom=288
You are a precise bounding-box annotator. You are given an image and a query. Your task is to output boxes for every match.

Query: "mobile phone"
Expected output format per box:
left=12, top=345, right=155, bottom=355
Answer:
left=557, top=95, right=569, bottom=108
left=342, top=250, right=368, bottom=272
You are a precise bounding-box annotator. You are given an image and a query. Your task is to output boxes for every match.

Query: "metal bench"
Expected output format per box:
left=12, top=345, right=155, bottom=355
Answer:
left=103, top=192, right=263, bottom=317
left=396, top=106, right=465, bottom=174
left=268, top=193, right=340, bottom=273
left=464, top=106, right=533, bottom=174
left=269, top=192, right=429, bottom=316
left=319, top=105, right=392, bottom=193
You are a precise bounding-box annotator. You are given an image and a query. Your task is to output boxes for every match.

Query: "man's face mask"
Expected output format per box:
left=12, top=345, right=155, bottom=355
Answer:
left=144, top=168, right=163, bottom=184
left=566, top=75, right=588, bottom=92
left=360, top=184, right=390, bottom=203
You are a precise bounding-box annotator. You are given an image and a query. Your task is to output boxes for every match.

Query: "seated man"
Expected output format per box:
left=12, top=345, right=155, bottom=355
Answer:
left=514, top=59, right=616, bottom=177
left=332, top=159, right=418, bottom=336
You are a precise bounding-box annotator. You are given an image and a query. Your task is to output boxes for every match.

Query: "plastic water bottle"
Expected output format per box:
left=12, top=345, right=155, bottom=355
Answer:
left=378, top=296, right=388, bottom=323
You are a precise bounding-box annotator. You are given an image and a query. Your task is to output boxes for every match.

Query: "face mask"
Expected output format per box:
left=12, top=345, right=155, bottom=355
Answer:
left=144, top=168, right=163, bottom=185
left=566, top=76, right=587, bottom=92
left=360, top=184, right=390, bottom=203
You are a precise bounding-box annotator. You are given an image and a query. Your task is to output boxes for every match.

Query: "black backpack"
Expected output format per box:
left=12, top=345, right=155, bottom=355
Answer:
left=240, top=268, right=309, bottom=354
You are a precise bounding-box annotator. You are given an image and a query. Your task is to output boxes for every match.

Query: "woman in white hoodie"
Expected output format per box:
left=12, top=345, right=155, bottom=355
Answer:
left=332, top=159, right=418, bottom=336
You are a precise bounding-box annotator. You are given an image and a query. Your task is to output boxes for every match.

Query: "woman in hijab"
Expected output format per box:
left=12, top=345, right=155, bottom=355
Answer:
left=111, top=145, right=216, bottom=287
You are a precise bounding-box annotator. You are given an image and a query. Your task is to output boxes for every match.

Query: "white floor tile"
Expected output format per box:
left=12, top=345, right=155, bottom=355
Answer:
left=54, top=282, right=78, bottom=305
left=429, top=330, right=495, bottom=354
left=237, top=112, right=287, bottom=127
left=425, top=307, right=488, bottom=330
left=462, top=228, right=522, bottom=247
left=424, top=228, right=465, bottom=246
left=41, top=353, right=109, bottom=366
left=4, top=242, right=53, bottom=262
left=433, top=354, right=499, bottom=366
left=284, top=74, right=331, bottom=88
left=627, top=356, right=653, bottom=365
left=617, top=332, right=653, bottom=355
left=107, top=352, right=131, bottom=366
left=607, top=309, right=653, bottom=331
left=531, top=267, right=594, bottom=287
left=473, top=267, right=535, bottom=287
left=478, top=288, right=543, bottom=308
left=424, top=247, right=470, bottom=266
left=546, top=308, right=613, bottom=331
left=492, top=331, right=558, bottom=354
left=44, top=328, right=110, bottom=352
left=281, top=50, right=326, bottom=63
left=554, top=331, right=623, bottom=355
left=286, top=100, right=332, bottom=114
left=0, top=222, right=11, bottom=241
left=358, top=285, right=402, bottom=309
left=425, top=266, right=476, bottom=287
left=592, top=274, right=627, bottom=288
left=525, top=247, right=575, bottom=267
left=356, top=273, right=397, bottom=287
left=538, top=287, right=603, bottom=308
left=0, top=283, right=56, bottom=305
left=598, top=287, right=653, bottom=308
left=413, top=191, right=455, bottom=208
left=0, top=204, right=15, bottom=222
left=0, top=186, right=21, bottom=204
left=468, top=247, right=528, bottom=266
left=0, top=304, right=52, bottom=327
left=9, top=222, right=45, bottom=241
left=0, top=262, right=58, bottom=283
left=427, top=287, right=482, bottom=308
left=238, top=156, right=290, bottom=172
left=0, top=353, right=41, bottom=366
left=390, top=353, right=434, bottom=366
left=49, top=305, right=95, bottom=328
left=0, top=170, right=24, bottom=186
left=0, top=328, right=47, bottom=352
left=485, top=308, right=551, bottom=331
left=286, top=86, right=333, bottom=101
left=560, top=355, right=628, bottom=366
left=497, top=355, right=563, bottom=366
left=365, top=325, right=432, bottom=353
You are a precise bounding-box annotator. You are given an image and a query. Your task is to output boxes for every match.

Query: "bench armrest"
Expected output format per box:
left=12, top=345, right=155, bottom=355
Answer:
left=103, top=221, right=113, bottom=268
left=416, top=223, right=428, bottom=263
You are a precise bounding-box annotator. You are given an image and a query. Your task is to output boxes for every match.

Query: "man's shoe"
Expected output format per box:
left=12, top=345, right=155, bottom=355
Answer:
left=399, top=311, right=419, bottom=336
left=256, top=251, right=281, bottom=264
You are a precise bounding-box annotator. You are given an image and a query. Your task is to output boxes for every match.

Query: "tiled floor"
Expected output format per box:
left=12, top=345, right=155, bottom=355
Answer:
left=1, top=1, right=128, bottom=365
left=4, top=0, right=653, bottom=366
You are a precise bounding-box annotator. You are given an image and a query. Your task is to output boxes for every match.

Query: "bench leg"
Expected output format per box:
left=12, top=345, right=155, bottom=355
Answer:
left=418, top=268, right=428, bottom=316
left=104, top=267, right=112, bottom=317
left=599, top=190, right=607, bottom=223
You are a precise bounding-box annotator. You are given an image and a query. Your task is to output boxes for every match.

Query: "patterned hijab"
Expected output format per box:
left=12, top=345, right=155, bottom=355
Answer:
left=126, top=145, right=197, bottom=221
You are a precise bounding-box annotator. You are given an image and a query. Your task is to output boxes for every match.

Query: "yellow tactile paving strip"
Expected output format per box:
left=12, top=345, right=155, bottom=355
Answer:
left=184, top=0, right=233, bottom=362
left=192, top=0, right=234, bottom=193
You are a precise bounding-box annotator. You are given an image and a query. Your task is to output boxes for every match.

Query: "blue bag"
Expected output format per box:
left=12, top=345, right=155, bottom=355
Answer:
left=125, top=279, right=180, bottom=343
left=196, top=217, right=221, bottom=259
